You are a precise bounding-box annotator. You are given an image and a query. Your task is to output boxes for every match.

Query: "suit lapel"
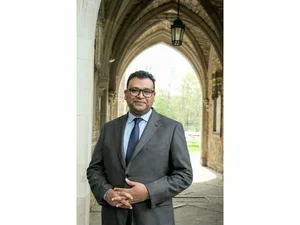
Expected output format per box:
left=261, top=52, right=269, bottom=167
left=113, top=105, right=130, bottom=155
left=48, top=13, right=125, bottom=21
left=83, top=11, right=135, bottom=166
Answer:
left=130, top=109, right=161, bottom=162
left=115, top=114, right=128, bottom=170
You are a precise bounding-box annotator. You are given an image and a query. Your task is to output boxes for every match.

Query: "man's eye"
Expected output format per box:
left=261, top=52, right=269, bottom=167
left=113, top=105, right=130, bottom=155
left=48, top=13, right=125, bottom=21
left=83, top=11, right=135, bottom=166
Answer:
left=143, top=90, right=152, bottom=94
left=131, top=89, right=139, bottom=92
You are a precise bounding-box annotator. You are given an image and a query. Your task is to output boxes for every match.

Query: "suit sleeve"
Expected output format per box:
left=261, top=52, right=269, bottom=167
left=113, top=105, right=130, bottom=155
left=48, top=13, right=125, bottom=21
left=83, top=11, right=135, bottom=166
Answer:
left=144, top=122, right=193, bottom=208
left=86, top=125, right=113, bottom=205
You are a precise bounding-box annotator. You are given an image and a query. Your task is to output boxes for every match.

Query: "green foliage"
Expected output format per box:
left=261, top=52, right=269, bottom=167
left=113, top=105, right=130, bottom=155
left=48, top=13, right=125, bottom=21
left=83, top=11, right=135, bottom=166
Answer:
left=188, top=145, right=201, bottom=153
left=154, top=72, right=202, bottom=132
left=187, top=136, right=201, bottom=152
left=153, top=89, right=174, bottom=118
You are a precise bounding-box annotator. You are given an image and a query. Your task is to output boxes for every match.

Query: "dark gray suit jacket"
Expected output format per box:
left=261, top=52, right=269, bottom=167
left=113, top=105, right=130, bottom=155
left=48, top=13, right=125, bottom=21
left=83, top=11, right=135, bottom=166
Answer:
left=87, top=108, right=193, bottom=225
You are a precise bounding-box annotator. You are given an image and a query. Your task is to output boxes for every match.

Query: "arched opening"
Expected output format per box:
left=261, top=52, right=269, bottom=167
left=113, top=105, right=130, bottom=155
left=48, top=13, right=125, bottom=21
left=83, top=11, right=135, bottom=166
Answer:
left=86, top=0, right=223, bottom=224
left=117, top=43, right=217, bottom=183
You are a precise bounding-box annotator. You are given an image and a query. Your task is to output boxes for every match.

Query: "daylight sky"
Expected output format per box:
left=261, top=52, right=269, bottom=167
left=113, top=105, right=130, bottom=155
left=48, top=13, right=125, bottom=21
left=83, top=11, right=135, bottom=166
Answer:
left=124, top=43, right=198, bottom=93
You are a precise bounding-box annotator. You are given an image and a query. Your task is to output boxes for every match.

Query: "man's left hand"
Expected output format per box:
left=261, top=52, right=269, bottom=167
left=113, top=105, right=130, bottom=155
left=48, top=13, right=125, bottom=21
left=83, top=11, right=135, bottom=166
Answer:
left=113, top=178, right=149, bottom=204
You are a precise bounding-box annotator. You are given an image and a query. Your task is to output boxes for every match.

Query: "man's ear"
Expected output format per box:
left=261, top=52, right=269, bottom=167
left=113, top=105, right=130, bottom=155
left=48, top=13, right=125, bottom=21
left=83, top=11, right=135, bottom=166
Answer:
left=124, top=90, right=127, bottom=100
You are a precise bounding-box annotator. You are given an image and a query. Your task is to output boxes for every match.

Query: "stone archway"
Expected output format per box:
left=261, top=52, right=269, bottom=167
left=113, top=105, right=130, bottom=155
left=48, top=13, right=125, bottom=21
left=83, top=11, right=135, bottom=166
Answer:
left=92, top=0, right=223, bottom=181
left=116, top=42, right=206, bottom=168
left=77, top=1, right=223, bottom=224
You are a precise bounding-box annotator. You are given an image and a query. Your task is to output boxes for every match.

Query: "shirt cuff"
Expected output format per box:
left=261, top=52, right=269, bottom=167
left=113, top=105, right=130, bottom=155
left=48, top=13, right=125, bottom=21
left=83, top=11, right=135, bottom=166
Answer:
left=103, top=190, right=109, bottom=201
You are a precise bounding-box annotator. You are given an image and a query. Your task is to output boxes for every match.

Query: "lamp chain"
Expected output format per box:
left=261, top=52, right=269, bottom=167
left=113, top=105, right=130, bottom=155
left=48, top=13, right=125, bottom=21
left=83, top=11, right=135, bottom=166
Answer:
left=177, top=0, right=180, bottom=17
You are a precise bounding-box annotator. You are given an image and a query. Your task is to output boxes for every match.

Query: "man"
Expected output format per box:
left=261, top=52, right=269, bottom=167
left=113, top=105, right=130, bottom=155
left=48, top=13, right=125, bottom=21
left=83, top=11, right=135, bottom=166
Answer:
left=87, top=70, right=193, bottom=225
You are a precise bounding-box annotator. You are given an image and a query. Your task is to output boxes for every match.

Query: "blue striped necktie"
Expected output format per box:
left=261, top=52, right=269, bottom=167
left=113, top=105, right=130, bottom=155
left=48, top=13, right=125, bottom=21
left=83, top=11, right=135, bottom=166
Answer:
left=126, top=118, right=143, bottom=165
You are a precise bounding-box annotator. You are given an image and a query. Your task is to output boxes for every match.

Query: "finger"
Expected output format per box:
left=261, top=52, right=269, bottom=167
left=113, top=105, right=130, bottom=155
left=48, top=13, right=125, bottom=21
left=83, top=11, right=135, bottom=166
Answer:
left=115, top=202, right=130, bottom=208
left=116, top=200, right=132, bottom=209
left=111, top=196, right=127, bottom=202
left=118, top=191, right=133, bottom=200
left=113, top=188, right=127, bottom=192
left=125, top=178, right=136, bottom=186
left=122, top=200, right=133, bottom=209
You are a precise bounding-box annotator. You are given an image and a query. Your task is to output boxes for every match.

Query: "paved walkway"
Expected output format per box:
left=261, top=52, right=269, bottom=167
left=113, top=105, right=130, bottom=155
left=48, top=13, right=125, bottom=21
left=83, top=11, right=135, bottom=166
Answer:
left=89, top=152, right=223, bottom=225
left=173, top=152, right=223, bottom=225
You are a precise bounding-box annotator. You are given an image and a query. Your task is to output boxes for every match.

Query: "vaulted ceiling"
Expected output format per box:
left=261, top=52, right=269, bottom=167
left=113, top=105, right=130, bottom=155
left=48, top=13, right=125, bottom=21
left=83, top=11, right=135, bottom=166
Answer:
left=96, top=0, right=223, bottom=95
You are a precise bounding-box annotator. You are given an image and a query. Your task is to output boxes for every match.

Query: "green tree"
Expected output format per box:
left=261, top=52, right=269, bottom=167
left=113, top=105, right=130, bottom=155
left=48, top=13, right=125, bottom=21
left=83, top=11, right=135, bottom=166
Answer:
left=154, top=88, right=172, bottom=117
left=180, top=73, right=202, bottom=131
left=154, top=72, right=202, bottom=132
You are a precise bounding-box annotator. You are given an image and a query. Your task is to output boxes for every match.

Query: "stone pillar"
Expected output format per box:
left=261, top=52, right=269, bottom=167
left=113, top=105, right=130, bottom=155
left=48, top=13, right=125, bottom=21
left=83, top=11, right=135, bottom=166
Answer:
left=99, top=85, right=108, bottom=127
left=207, top=68, right=224, bottom=173
left=90, top=84, right=106, bottom=209
left=109, top=91, right=118, bottom=120
left=202, top=45, right=224, bottom=173
left=214, top=70, right=223, bottom=136
left=118, top=76, right=126, bottom=116
left=77, top=1, right=102, bottom=225
left=92, top=73, right=100, bottom=145
left=97, top=63, right=109, bottom=122
left=93, top=62, right=105, bottom=143
left=201, top=98, right=211, bottom=166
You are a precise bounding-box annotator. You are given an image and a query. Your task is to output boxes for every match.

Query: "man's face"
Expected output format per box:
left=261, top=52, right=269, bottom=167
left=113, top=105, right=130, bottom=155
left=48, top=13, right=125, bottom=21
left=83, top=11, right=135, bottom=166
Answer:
left=124, top=77, right=156, bottom=116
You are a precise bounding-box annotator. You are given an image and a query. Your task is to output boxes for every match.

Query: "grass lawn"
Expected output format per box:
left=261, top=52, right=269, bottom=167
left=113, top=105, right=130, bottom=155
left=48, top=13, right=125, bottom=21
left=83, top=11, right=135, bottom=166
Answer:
left=188, top=145, right=201, bottom=152
left=187, top=140, right=201, bottom=153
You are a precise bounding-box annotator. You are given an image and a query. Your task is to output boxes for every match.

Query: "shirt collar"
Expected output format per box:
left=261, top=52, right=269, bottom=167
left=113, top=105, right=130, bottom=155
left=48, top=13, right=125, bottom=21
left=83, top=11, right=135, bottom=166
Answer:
left=128, top=108, right=152, bottom=124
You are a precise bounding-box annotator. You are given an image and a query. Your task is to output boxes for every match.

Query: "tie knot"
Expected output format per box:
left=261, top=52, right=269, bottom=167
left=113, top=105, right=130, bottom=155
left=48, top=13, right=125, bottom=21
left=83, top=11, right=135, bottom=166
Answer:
left=134, top=117, right=143, bottom=125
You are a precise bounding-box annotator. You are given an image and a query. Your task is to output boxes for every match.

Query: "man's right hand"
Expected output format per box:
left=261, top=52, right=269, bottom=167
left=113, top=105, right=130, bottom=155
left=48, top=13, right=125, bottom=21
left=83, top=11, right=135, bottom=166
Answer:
left=106, top=189, right=133, bottom=209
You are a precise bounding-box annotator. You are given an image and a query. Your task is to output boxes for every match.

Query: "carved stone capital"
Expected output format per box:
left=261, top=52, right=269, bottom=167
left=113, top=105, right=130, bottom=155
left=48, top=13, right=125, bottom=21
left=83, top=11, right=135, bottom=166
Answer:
left=109, top=91, right=117, bottom=104
left=95, top=62, right=101, bottom=72
left=98, top=87, right=106, bottom=97
left=203, top=98, right=212, bottom=112
left=99, top=76, right=109, bottom=86
left=211, top=70, right=223, bottom=99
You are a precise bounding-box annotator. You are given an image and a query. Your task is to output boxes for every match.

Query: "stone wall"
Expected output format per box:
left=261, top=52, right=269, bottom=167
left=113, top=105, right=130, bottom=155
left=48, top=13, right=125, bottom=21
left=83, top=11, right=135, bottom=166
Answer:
left=206, top=45, right=223, bottom=173
left=208, top=135, right=223, bottom=173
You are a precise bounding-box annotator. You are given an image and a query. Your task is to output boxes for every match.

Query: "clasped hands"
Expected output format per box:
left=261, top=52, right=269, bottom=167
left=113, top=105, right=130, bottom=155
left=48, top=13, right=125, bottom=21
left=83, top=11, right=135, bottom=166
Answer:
left=106, top=178, right=149, bottom=209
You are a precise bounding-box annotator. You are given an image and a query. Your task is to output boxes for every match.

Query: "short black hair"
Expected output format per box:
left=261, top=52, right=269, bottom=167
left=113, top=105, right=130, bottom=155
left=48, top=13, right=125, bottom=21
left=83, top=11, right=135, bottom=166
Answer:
left=126, top=70, right=156, bottom=90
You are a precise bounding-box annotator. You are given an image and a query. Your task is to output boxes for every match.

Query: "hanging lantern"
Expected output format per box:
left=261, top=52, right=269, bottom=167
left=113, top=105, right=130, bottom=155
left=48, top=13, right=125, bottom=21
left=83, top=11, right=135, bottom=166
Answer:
left=171, top=0, right=185, bottom=46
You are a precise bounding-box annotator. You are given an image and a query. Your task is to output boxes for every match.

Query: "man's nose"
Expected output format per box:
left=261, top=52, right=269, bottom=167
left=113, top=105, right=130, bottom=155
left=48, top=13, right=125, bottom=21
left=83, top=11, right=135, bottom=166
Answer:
left=137, top=91, right=144, bottom=98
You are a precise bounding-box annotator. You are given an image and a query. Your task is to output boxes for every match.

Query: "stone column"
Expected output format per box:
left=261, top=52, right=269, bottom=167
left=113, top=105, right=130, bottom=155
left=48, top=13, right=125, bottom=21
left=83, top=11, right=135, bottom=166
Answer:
left=93, top=62, right=105, bottom=142
left=118, top=76, right=126, bottom=116
left=98, top=64, right=109, bottom=124
left=109, top=91, right=118, bottom=120
left=77, top=1, right=102, bottom=225
left=92, top=72, right=100, bottom=145
left=99, top=85, right=108, bottom=127
left=215, top=71, right=223, bottom=137
left=201, top=98, right=211, bottom=166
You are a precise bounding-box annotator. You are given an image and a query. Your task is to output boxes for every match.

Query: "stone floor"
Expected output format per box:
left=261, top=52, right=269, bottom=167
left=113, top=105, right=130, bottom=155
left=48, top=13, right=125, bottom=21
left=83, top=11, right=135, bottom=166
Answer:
left=89, top=152, right=223, bottom=225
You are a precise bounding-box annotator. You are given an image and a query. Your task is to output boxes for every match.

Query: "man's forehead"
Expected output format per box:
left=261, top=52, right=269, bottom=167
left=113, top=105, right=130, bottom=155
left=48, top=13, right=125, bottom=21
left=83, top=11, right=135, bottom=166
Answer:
left=128, top=78, right=154, bottom=88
